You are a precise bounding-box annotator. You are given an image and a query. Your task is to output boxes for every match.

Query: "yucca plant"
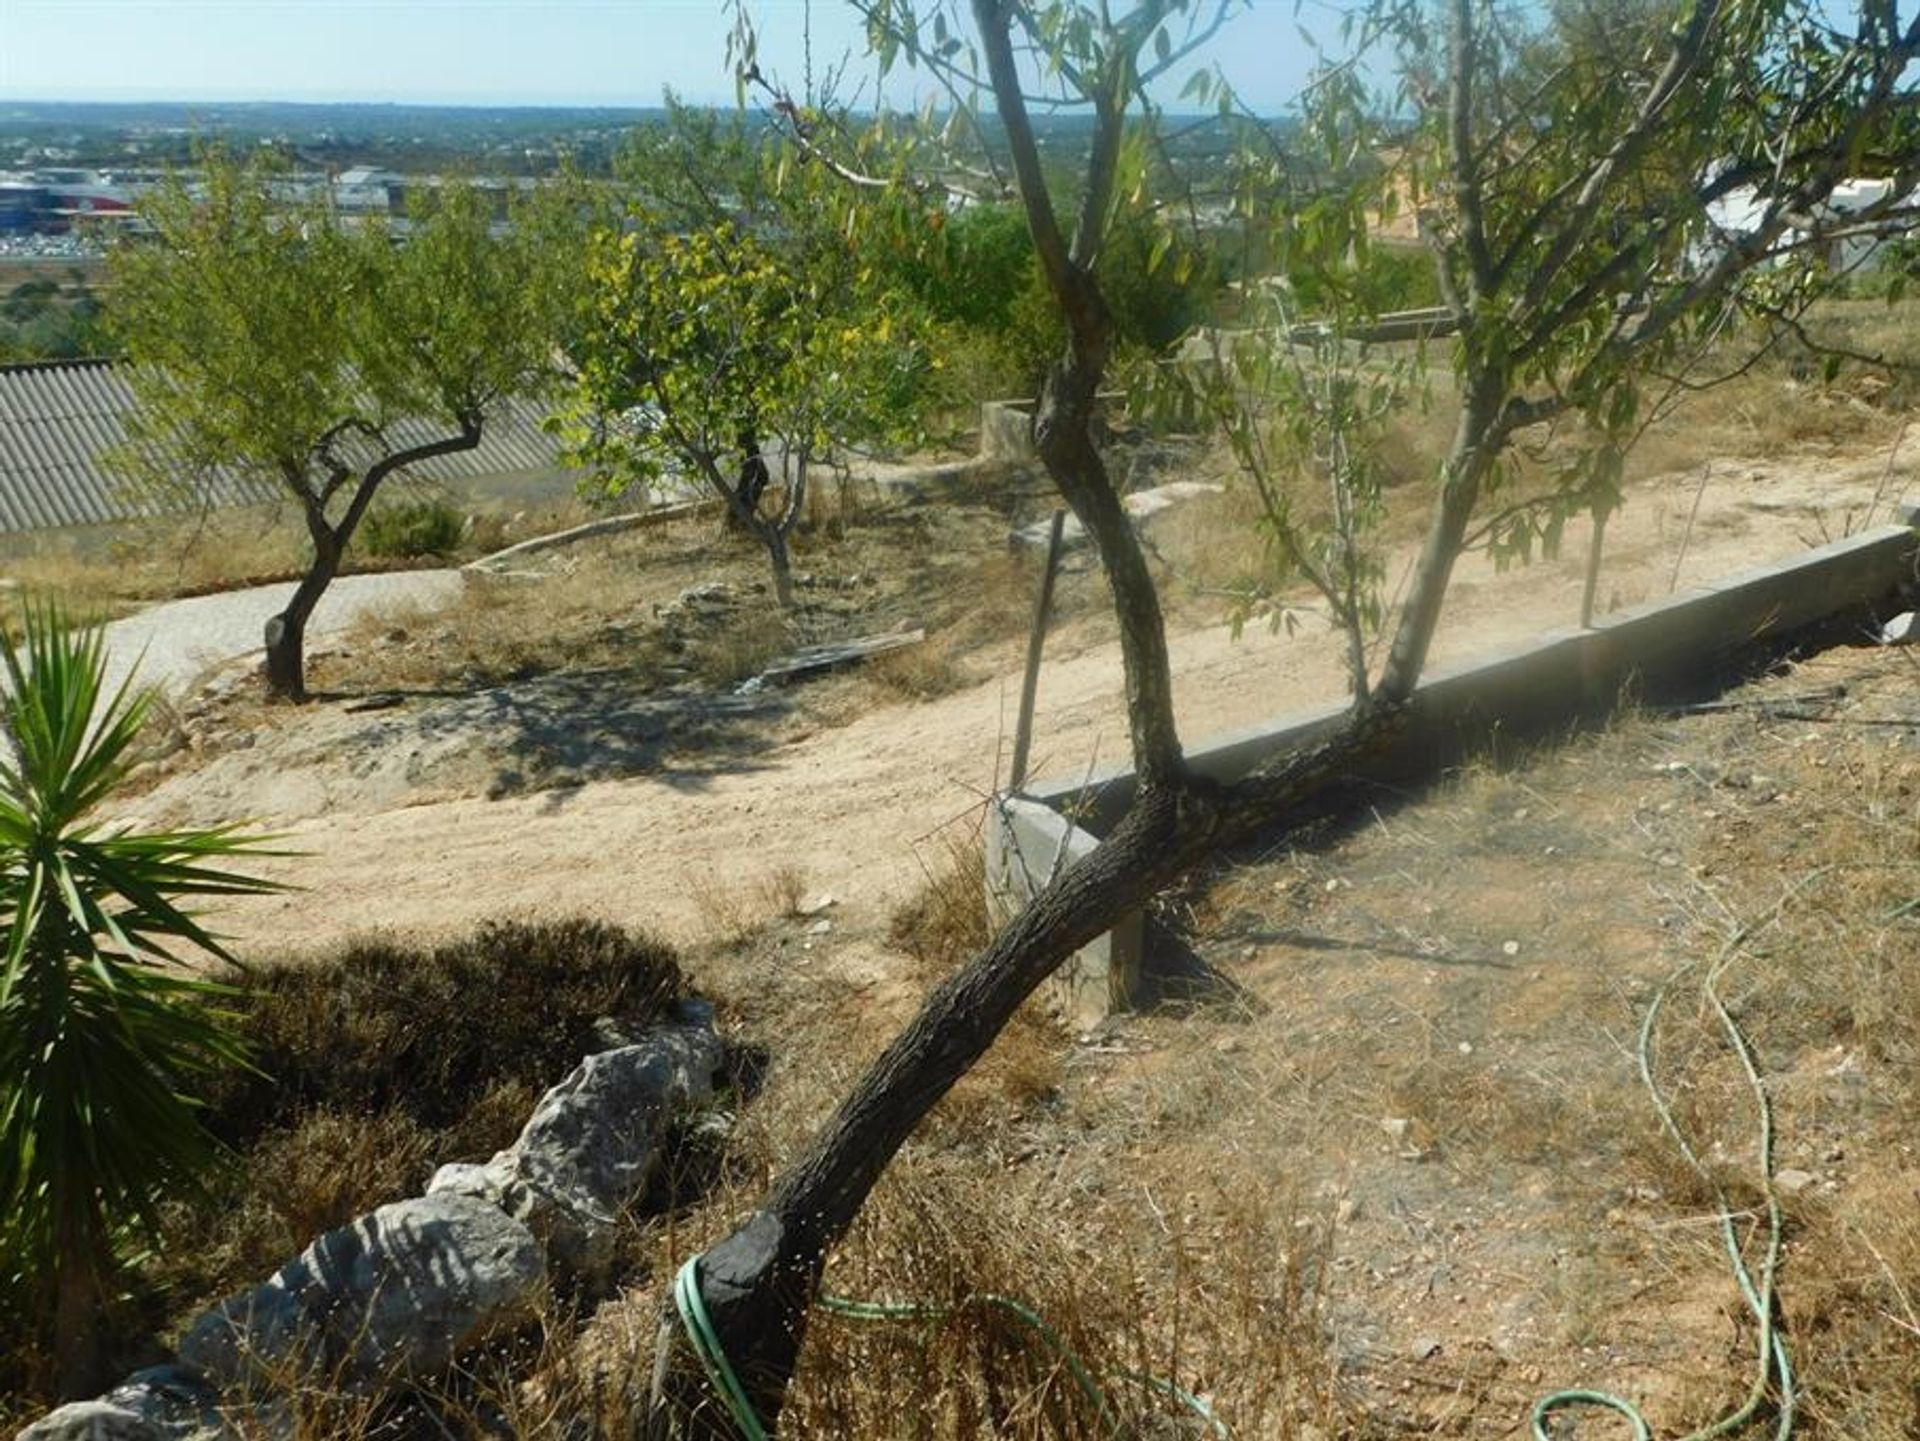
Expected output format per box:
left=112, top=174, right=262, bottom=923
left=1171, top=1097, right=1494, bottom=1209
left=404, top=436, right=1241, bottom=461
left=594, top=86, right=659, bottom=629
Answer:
left=0, top=606, right=283, bottom=1397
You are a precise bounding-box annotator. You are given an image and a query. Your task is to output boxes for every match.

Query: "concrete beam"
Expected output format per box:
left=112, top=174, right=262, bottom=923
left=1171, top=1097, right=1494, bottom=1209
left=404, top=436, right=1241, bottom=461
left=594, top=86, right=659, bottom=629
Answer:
left=984, top=795, right=1144, bottom=1028
left=996, top=513, right=1919, bottom=1023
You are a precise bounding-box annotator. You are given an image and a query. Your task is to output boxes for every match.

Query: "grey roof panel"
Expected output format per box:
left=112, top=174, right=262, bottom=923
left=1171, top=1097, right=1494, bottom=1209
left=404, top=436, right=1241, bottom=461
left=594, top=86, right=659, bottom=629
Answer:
left=0, top=359, right=579, bottom=535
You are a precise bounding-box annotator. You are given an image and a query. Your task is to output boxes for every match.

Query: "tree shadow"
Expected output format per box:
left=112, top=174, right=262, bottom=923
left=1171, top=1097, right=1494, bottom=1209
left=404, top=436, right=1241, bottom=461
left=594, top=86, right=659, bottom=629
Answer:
left=367, top=666, right=793, bottom=803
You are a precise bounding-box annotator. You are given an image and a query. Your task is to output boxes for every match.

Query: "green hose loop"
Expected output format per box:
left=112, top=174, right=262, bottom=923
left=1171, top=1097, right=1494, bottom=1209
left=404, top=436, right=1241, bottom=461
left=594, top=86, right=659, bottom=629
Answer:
left=674, top=1260, right=1231, bottom=1437
left=674, top=1256, right=771, bottom=1441
left=1530, top=1389, right=1654, bottom=1439
left=1531, top=876, right=1822, bottom=1440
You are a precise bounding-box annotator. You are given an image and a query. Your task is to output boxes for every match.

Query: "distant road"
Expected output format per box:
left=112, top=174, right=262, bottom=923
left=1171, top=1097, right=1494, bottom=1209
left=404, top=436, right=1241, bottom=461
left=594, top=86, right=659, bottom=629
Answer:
left=101, top=568, right=463, bottom=699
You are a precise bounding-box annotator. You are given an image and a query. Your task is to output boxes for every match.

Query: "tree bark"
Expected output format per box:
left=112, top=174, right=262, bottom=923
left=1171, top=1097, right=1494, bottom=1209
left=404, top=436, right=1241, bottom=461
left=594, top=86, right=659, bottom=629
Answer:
left=263, top=533, right=339, bottom=703
left=1375, top=373, right=1503, bottom=702
left=52, top=1212, right=109, bottom=1400
left=265, top=416, right=483, bottom=701
left=764, top=526, right=795, bottom=611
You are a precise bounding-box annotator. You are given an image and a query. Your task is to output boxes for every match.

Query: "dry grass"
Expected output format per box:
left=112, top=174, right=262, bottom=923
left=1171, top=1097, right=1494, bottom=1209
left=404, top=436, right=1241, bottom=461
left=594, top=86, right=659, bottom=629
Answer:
left=0, top=918, right=686, bottom=1423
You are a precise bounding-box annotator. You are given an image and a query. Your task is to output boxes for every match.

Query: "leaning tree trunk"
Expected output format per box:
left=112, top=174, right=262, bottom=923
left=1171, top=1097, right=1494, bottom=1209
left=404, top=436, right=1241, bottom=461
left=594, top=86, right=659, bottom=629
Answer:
left=263, top=538, right=340, bottom=702
left=646, top=7, right=1420, bottom=1431
left=264, top=417, right=483, bottom=702
left=761, top=525, right=795, bottom=611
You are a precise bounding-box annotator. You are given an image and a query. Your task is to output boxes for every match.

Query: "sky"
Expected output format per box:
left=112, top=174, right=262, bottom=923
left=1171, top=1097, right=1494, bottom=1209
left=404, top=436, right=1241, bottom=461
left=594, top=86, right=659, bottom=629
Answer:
left=0, top=1, right=1339, bottom=113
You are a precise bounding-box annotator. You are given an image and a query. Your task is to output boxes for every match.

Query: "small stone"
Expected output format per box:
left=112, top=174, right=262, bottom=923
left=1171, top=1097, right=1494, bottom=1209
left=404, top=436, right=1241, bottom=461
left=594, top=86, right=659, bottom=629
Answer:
left=1411, top=1336, right=1443, bottom=1360
left=1880, top=610, right=1916, bottom=645
left=1775, top=1168, right=1816, bottom=1195
left=797, top=893, right=835, bottom=916
left=807, top=918, right=833, bottom=936
left=1458, top=1041, right=1474, bottom=1056
left=1381, top=1117, right=1412, bottom=1141
left=1502, top=940, right=1520, bottom=956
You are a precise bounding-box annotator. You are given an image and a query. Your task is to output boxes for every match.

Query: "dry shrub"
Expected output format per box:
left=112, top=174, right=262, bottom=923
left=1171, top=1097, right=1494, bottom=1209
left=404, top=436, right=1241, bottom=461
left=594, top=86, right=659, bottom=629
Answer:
left=758, top=861, right=811, bottom=919
left=207, top=917, right=685, bottom=1142
left=772, top=1148, right=1345, bottom=1439
left=863, top=635, right=970, bottom=700
left=890, top=831, right=992, bottom=979
left=690, top=609, right=789, bottom=689
left=0, top=918, right=689, bottom=1425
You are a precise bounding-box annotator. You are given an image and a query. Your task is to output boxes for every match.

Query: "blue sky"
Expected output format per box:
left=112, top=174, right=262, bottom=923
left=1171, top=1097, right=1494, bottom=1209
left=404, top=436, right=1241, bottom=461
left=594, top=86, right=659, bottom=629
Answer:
left=0, top=1, right=1336, bottom=112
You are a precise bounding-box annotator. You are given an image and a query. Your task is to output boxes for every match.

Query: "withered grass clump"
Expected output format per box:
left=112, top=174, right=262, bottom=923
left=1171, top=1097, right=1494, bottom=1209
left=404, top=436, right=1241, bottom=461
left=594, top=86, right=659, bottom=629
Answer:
left=0, top=918, right=687, bottom=1426
left=208, top=917, right=686, bottom=1140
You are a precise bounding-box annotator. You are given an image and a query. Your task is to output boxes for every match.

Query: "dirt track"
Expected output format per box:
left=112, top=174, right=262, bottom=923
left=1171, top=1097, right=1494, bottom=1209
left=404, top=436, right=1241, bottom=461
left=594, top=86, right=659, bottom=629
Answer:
left=142, top=447, right=1913, bottom=959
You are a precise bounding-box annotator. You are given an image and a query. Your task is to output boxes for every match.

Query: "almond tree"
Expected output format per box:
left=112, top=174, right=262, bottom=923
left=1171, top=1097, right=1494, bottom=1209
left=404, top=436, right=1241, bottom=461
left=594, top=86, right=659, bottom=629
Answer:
left=650, top=2, right=1918, bottom=1432
left=112, top=156, right=572, bottom=700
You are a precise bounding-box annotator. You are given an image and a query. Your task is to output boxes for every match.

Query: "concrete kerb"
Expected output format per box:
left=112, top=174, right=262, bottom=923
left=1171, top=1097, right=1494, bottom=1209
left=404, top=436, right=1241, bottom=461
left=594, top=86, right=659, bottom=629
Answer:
left=990, top=514, right=1920, bottom=1026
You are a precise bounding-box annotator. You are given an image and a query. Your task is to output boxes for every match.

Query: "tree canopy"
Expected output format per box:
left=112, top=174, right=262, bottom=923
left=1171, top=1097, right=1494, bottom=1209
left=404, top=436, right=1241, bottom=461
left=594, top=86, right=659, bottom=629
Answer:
left=111, top=153, right=573, bottom=697
left=560, top=108, right=932, bottom=606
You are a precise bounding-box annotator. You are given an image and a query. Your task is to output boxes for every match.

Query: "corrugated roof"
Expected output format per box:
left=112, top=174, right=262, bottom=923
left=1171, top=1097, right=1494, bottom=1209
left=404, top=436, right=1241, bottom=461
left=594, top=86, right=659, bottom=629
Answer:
left=0, top=358, right=576, bottom=535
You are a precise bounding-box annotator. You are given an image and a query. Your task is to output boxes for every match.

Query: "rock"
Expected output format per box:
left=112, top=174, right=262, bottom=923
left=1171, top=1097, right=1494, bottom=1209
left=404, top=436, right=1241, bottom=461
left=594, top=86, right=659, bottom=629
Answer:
left=1381, top=1117, right=1412, bottom=1141
left=429, top=1024, right=725, bottom=1282
left=16, top=1368, right=227, bottom=1441
left=1775, top=1168, right=1817, bottom=1195
left=16, top=1401, right=166, bottom=1441
left=177, top=1193, right=543, bottom=1393
left=806, top=919, right=832, bottom=937
left=796, top=893, right=835, bottom=917
left=1411, top=1336, right=1444, bottom=1361
left=1880, top=610, right=1916, bottom=645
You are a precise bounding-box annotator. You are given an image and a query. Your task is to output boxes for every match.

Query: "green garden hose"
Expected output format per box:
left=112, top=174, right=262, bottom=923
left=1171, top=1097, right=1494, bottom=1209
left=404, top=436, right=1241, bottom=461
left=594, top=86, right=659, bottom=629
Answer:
left=1532, top=880, right=1820, bottom=1440
left=673, top=1256, right=1231, bottom=1438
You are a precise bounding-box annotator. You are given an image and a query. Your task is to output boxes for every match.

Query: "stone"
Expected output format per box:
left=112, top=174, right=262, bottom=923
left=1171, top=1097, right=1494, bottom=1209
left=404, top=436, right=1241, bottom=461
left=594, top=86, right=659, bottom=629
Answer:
left=15, top=1368, right=228, bottom=1441
left=16, top=1401, right=166, bottom=1441
left=429, top=1023, right=725, bottom=1281
left=1775, top=1168, right=1817, bottom=1195
left=1880, top=610, right=1916, bottom=645
left=177, top=1193, right=543, bottom=1393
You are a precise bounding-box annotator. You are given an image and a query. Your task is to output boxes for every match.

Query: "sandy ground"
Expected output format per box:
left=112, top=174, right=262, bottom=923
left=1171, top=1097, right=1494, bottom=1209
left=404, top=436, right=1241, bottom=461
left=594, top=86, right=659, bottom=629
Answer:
left=129, top=444, right=1914, bottom=959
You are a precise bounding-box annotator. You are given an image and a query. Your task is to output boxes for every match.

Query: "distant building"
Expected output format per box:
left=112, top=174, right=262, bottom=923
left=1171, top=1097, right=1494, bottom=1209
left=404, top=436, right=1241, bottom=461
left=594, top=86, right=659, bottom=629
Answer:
left=0, top=182, right=55, bottom=233
left=333, top=167, right=402, bottom=214
left=0, top=358, right=584, bottom=541
left=1702, top=176, right=1916, bottom=274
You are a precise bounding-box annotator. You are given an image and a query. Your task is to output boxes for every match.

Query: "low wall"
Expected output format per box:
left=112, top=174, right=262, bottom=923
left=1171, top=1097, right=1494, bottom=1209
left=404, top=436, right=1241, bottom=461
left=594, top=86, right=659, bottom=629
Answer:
left=991, top=513, right=1920, bottom=1024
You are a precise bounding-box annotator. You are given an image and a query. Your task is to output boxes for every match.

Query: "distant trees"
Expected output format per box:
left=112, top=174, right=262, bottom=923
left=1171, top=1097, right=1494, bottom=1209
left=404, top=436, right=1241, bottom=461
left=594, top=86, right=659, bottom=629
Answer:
left=645, top=0, right=1920, bottom=1434
left=560, top=106, right=931, bottom=608
left=110, top=154, right=573, bottom=700
left=0, top=271, right=108, bottom=362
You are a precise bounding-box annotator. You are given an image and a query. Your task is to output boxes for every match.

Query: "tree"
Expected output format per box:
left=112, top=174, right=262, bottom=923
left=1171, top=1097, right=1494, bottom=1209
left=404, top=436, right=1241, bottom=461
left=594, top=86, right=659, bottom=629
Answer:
left=559, top=104, right=930, bottom=610
left=110, top=154, right=571, bottom=700
left=649, top=1, right=1919, bottom=1431
left=0, top=607, right=281, bottom=1398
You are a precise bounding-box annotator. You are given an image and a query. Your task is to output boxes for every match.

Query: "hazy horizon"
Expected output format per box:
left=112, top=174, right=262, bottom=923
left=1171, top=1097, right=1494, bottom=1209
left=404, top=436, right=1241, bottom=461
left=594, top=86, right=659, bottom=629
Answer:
left=0, top=2, right=1331, bottom=115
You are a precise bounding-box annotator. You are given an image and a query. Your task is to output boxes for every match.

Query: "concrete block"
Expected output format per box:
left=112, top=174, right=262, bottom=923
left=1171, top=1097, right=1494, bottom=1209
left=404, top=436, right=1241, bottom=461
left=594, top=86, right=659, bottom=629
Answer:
left=985, top=795, right=1144, bottom=1028
left=990, top=519, right=1920, bottom=1025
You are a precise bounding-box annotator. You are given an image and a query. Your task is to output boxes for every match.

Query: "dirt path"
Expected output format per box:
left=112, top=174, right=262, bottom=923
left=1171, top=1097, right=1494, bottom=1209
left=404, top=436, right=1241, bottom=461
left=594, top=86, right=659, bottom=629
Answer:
left=103, top=568, right=464, bottom=698
left=154, top=446, right=1911, bottom=958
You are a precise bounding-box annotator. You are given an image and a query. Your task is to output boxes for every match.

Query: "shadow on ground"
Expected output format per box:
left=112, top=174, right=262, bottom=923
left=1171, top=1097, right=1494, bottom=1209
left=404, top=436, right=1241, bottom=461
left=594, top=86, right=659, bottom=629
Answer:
left=354, top=666, right=791, bottom=803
